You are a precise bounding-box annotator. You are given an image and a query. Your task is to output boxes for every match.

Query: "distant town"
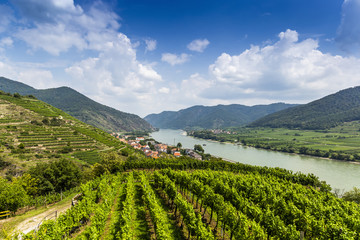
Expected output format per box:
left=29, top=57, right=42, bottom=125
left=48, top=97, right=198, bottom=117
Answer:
left=111, top=133, right=203, bottom=160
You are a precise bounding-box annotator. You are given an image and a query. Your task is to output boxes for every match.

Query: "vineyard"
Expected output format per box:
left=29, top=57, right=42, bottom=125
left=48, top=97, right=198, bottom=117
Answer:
left=22, top=166, right=360, bottom=239
left=0, top=93, right=124, bottom=171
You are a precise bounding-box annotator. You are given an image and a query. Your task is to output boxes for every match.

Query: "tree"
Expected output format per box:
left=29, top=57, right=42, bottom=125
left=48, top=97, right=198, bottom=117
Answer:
left=343, top=187, right=360, bottom=204
left=0, top=177, right=28, bottom=212
left=194, top=144, right=204, bottom=153
left=12, top=173, right=39, bottom=196
left=177, top=142, right=182, bottom=149
left=29, top=158, right=83, bottom=194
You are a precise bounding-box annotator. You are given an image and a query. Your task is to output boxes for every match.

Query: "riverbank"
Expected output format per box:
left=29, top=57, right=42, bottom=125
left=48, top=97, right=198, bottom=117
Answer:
left=191, top=134, right=360, bottom=165
left=151, top=129, right=360, bottom=191
left=188, top=126, right=360, bottom=163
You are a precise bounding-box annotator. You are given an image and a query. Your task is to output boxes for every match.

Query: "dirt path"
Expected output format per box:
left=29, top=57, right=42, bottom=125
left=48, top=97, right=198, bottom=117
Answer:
left=14, top=199, right=72, bottom=236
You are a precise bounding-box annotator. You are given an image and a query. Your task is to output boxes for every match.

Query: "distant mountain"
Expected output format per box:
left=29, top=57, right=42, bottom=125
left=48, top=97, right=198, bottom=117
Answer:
left=0, top=77, right=153, bottom=132
left=145, top=103, right=298, bottom=129
left=250, top=86, right=360, bottom=130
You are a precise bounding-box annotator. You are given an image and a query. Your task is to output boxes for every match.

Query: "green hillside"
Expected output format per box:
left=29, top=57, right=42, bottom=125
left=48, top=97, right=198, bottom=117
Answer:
left=0, top=77, right=153, bottom=133
left=0, top=91, right=124, bottom=176
left=145, top=103, right=298, bottom=129
left=250, top=86, right=360, bottom=130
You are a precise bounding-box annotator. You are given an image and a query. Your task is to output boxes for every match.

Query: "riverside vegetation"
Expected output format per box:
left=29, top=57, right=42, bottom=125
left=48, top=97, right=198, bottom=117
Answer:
left=189, top=124, right=360, bottom=162
left=2, top=92, right=360, bottom=239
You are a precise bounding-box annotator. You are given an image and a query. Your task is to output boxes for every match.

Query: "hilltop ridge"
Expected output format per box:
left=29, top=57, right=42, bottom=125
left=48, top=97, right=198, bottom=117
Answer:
left=250, top=86, right=360, bottom=129
left=0, top=77, right=153, bottom=133
left=145, top=103, right=298, bottom=129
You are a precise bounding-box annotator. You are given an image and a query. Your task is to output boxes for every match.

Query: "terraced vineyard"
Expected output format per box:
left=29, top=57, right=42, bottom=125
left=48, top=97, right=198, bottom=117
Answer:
left=0, top=93, right=124, bottom=171
left=23, top=166, right=360, bottom=239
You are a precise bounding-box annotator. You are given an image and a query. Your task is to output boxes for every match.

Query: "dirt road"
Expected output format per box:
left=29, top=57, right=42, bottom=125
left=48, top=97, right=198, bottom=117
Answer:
left=13, top=199, right=72, bottom=237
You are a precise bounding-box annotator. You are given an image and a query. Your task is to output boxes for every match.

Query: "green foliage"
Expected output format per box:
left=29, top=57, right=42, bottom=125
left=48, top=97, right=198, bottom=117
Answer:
left=251, top=86, right=360, bottom=130
left=73, top=150, right=101, bottom=165
left=92, top=152, right=124, bottom=176
left=0, top=156, right=11, bottom=169
left=343, top=187, right=360, bottom=204
left=57, top=145, right=73, bottom=153
left=0, top=177, right=28, bottom=212
left=28, top=158, right=83, bottom=195
left=194, top=144, right=204, bottom=153
left=13, top=92, right=21, bottom=98
left=190, top=126, right=360, bottom=162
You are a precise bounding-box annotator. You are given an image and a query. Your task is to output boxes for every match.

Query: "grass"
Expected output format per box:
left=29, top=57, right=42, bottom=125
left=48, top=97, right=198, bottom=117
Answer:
left=72, top=150, right=101, bottom=165
left=222, top=122, right=360, bottom=153
left=190, top=121, right=360, bottom=161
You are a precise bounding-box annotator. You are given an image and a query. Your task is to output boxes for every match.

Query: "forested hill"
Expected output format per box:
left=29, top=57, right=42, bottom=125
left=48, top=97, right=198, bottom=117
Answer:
left=250, top=86, right=360, bottom=130
left=0, top=77, right=153, bottom=132
left=145, top=103, right=298, bottom=129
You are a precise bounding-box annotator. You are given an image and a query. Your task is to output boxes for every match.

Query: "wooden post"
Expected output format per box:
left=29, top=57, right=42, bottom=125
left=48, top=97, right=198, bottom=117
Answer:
left=300, top=231, right=304, bottom=240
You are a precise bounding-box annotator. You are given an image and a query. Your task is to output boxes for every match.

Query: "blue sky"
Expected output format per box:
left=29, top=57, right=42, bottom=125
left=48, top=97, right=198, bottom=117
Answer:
left=1, top=0, right=360, bottom=117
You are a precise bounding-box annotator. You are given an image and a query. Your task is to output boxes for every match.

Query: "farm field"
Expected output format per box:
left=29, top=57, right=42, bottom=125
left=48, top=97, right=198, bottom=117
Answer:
left=21, top=166, right=360, bottom=239
left=189, top=122, right=360, bottom=161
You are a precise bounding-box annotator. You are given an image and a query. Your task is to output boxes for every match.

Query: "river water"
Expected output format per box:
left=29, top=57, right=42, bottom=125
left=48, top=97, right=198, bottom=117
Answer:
left=151, top=129, right=360, bottom=191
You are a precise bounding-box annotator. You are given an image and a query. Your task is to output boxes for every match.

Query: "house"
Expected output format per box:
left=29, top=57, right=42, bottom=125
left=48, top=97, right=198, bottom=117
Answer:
left=133, top=143, right=142, bottom=149
left=173, top=151, right=181, bottom=157
left=150, top=151, right=159, bottom=158
left=155, top=144, right=168, bottom=152
left=171, top=148, right=179, bottom=155
left=186, top=149, right=202, bottom=160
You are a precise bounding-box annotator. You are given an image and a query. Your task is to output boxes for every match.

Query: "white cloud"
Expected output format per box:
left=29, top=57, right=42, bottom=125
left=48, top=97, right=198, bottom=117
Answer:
left=0, top=1, right=165, bottom=116
left=13, top=0, right=120, bottom=55
left=145, top=39, right=157, bottom=52
left=158, top=87, right=170, bottom=94
left=0, top=37, right=14, bottom=47
left=17, top=24, right=86, bottom=55
left=336, top=0, right=360, bottom=54
left=0, top=60, right=58, bottom=89
left=205, top=29, right=360, bottom=102
left=65, top=33, right=162, bottom=114
left=187, top=38, right=210, bottom=52
left=18, top=69, right=56, bottom=89
left=161, top=53, right=190, bottom=66
left=11, top=0, right=83, bottom=23
left=0, top=37, right=13, bottom=52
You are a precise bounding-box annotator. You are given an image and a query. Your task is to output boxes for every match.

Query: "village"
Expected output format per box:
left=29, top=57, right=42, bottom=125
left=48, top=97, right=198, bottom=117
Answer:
left=110, top=134, right=203, bottom=160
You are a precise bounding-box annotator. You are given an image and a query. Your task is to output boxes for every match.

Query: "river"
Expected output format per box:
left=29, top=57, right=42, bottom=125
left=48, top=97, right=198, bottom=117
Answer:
left=151, top=129, right=360, bottom=191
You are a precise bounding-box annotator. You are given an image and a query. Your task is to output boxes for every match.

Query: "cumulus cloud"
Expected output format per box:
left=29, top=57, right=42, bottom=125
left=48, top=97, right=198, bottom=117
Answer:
left=0, top=1, right=166, bottom=116
left=161, top=53, right=190, bottom=66
left=145, top=39, right=157, bottom=52
left=12, top=0, right=120, bottom=55
left=17, top=24, right=86, bottom=55
left=187, top=39, right=210, bottom=52
left=65, top=33, right=162, bottom=113
left=0, top=60, right=58, bottom=89
left=205, top=29, right=360, bottom=102
left=336, top=0, right=360, bottom=54
left=158, top=87, right=170, bottom=94
left=10, top=0, right=83, bottom=23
